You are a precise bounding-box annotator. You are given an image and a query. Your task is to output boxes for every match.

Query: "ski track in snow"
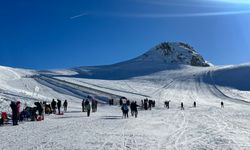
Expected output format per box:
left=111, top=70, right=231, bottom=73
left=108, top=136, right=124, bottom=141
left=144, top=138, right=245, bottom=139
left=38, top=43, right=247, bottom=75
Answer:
left=1, top=64, right=250, bottom=149
left=1, top=105, right=250, bottom=150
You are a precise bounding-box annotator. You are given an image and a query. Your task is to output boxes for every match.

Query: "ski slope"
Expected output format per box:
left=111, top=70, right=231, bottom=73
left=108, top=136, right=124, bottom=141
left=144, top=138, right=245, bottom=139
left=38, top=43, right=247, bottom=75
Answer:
left=0, top=42, right=250, bottom=149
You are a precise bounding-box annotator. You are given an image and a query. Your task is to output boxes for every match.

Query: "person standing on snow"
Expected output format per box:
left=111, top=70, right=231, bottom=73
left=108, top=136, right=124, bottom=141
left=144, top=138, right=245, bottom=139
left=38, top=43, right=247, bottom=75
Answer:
left=51, top=99, right=57, bottom=114
left=10, top=101, right=18, bottom=126
left=121, top=103, right=129, bottom=118
left=16, top=101, right=21, bottom=120
left=85, top=100, right=91, bottom=117
left=165, top=100, right=170, bottom=109
left=221, top=101, right=224, bottom=108
left=181, top=102, right=184, bottom=110
left=63, top=100, right=68, bottom=112
left=57, top=99, right=62, bottom=114
left=193, top=101, right=197, bottom=108
left=131, top=101, right=139, bottom=118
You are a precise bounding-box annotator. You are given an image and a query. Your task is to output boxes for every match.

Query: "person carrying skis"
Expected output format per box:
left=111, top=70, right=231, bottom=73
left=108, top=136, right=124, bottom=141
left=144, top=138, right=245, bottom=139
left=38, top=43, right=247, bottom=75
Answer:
left=181, top=102, right=184, bottom=110
left=63, top=100, right=68, bottom=112
left=85, top=100, right=91, bottom=117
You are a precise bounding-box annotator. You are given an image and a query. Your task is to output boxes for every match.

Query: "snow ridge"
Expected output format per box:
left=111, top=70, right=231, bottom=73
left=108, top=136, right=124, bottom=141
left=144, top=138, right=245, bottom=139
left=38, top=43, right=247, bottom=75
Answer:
left=136, top=42, right=210, bottom=67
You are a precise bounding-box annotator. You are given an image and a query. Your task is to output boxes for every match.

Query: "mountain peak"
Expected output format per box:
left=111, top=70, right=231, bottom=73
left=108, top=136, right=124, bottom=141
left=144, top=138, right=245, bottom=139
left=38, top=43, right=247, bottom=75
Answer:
left=135, top=42, right=210, bottom=67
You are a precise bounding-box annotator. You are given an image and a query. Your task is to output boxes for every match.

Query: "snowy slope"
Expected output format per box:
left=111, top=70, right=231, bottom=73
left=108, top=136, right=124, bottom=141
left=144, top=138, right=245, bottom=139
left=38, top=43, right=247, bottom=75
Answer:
left=0, top=42, right=250, bottom=149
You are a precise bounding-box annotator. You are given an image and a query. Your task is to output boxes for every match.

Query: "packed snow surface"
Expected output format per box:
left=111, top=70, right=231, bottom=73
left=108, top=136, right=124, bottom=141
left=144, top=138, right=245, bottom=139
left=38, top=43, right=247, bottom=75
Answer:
left=0, top=42, right=250, bottom=149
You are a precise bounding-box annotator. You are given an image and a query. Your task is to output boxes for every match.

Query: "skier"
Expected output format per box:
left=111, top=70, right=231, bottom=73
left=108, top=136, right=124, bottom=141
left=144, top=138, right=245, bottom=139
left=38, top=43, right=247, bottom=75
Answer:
left=51, top=99, right=57, bottom=114
left=181, top=102, right=184, bottom=110
left=221, top=101, right=224, bottom=108
left=10, top=101, right=18, bottom=126
left=63, top=100, right=68, bottom=112
left=193, top=101, right=197, bottom=108
left=57, top=99, right=62, bottom=115
left=85, top=100, right=91, bottom=117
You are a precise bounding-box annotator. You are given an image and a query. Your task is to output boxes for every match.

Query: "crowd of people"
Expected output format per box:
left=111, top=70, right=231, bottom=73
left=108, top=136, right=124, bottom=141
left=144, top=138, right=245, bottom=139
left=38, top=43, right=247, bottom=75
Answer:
left=81, top=97, right=98, bottom=117
left=0, top=99, right=69, bottom=126
left=1, top=95, right=226, bottom=126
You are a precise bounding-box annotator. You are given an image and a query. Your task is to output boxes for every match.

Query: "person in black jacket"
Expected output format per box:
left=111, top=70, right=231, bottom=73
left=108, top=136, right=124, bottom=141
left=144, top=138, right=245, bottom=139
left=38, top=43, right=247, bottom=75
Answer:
left=130, top=101, right=139, bottom=118
left=193, top=101, right=197, bottom=108
left=10, top=101, right=18, bottom=126
left=51, top=99, right=57, bottom=114
left=63, top=100, right=68, bottom=112
left=221, top=101, right=224, bottom=108
left=85, top=100, right=91, bottom=117
left=57, top=99, right=62, bottom=114
left=181, top=102, right=184, bottom=110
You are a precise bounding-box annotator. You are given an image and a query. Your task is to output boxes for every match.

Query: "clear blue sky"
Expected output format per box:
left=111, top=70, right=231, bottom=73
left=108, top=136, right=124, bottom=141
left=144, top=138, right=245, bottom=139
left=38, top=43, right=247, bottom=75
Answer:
left=1, top=0, right=250, bottom=69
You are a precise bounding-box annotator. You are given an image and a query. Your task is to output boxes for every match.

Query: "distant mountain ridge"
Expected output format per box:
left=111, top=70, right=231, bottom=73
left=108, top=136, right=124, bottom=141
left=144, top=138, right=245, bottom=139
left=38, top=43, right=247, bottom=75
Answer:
left=58, top=42, right=211, bottom=80
left=134, top=42, right=210, bottom=67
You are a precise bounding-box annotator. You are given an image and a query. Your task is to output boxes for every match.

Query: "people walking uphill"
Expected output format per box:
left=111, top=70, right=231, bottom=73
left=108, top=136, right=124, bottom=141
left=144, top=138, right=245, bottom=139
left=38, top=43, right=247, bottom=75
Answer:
left=121, top=103, right=129, bottom=118
left=51, top=99, right=57, bottom=114
left=82, top=99, right=85, bottom=112
left=57, top=99, right=62, bottom=115
left=221, top=101, right=224, bottom=108
left=10, top=101, right=18, bottom=126
left=193, top=101, right=197, bottom=108
left=85, top=100, right=91, bottom=117
left=181, top=102, right=184, bottom=110
left=63, top=100, right=68, bottom=112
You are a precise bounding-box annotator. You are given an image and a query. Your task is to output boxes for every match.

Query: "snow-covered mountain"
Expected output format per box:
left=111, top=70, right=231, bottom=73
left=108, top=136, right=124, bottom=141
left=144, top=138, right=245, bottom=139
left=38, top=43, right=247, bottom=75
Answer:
left=0, top=41, right=249, bottom=109
left=45, top=42, right=210, bottom=80
left=134, top=42, right=210, bottom=67
left=1, top=42, right=250, bottom=149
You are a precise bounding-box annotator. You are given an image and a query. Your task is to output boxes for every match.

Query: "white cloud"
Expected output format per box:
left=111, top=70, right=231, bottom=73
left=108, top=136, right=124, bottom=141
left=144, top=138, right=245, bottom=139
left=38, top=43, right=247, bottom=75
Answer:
left=119, top=10, right=250, bottom=18
left=70, top=12, right=89, bottom=19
